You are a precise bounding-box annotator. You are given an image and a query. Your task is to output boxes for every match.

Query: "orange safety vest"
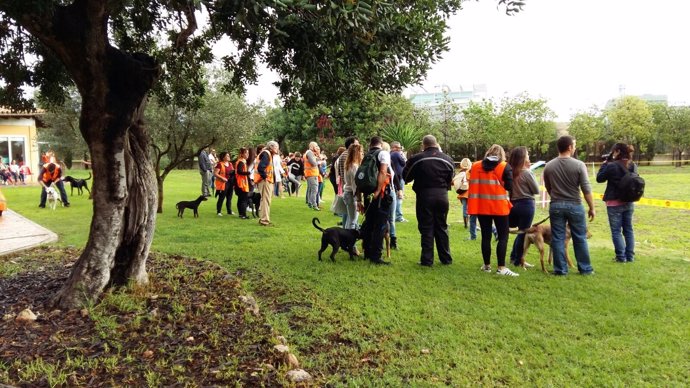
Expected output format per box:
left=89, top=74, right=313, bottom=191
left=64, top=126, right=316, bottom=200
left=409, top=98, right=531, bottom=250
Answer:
left=214, top=162, right=228, bottom=192
left=253, top=150, right=274, bottom=184
left=467, top=161, right=512, bottom=216
left=235, top=158, right=249, bottom=193
left=41, top=166, right=61, bottom=183
left=303, top=150, right=319, bottom=177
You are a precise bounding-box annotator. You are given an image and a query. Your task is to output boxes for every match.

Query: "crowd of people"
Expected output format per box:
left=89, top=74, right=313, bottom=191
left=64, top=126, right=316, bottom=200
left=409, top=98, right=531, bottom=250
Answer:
left=0, top=159, right=31, bottom=185
left=198, top=134, right=638, bottom=274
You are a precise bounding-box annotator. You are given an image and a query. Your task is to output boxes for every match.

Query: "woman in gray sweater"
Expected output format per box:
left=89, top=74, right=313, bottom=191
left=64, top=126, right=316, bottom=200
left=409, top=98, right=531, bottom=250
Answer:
left=508, top=146, right=541, bottom=267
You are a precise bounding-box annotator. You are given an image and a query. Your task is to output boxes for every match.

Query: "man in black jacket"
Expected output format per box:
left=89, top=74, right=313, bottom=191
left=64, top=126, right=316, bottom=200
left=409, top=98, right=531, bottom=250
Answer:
left=402, top=135, right=455, bottom=266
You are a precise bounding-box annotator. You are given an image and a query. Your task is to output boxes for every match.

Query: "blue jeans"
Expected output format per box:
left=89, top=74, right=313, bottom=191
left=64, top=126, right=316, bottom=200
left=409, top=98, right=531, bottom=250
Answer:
left=388, top=189, right=397, bottom=238
left=607, top=203, right=635, bottom=262
left=343, top=191, right=359, bottom=229
left=509, top=199, right=535, bottom=264
left=549, top=201, right=593, bottom=275
left=395, top=180, right=405, bottom=221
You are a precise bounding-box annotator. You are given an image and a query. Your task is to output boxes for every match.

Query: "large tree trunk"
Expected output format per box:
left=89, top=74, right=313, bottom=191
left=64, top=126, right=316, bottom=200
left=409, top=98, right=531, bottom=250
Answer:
left=52, top=50, right=159, bottom=309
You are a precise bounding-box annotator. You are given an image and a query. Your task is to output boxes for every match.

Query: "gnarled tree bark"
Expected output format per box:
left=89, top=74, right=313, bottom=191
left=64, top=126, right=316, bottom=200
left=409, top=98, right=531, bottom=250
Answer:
left=11, top=0, right=159, bottom=309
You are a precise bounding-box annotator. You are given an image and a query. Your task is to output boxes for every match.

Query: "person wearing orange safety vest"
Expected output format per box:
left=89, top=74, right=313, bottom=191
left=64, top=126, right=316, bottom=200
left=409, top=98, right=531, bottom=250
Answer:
left=234, top=148, right=251, bottom=219
left=256, top=141, right=279, bottom=226
left=38, top=162, right=70, bottom=208
left=304, top=141, right=321, bottom=210
left=213, top=152, right=234, bottom=216
left=467, top=144, right=517, bottom=276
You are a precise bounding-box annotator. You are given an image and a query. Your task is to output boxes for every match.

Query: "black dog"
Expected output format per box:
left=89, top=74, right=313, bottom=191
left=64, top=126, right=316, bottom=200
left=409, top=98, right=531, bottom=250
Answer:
left=176, top=195, right=207, bottom=218
left=63, top=173, right=92, bottom=197
left=248, top=191, right=261, bottom=218
left=312, top=217, right=361, bottom=262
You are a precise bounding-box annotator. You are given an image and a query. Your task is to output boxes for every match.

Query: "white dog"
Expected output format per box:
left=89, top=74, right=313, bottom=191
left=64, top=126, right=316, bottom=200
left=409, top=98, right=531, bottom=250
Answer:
left=45, top=186, right=62, bottom=210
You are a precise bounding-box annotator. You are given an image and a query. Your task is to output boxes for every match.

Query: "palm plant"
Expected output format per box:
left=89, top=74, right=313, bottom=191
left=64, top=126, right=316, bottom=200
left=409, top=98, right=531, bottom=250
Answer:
left=380, top=122, right=426, bottom=155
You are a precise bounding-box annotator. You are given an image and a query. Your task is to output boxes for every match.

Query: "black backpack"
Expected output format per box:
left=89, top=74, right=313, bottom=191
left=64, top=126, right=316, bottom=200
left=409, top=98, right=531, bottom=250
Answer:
left=355, top=149, right=382, bottom=195
left=616, top=163, right=645, bottom=202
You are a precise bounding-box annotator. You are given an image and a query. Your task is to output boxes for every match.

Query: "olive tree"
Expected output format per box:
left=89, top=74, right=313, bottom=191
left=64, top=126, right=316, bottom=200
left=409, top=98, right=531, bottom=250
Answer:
left=0, top=0, right=526, bottom=308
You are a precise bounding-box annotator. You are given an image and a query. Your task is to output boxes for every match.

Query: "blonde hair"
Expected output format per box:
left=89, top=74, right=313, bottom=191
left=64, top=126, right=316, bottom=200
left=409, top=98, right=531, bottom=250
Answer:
left=381, top=141, right=391, bottom=151
left=460, top=158, right=472, bottom=170
left=484, top=144, right=506, bottom=161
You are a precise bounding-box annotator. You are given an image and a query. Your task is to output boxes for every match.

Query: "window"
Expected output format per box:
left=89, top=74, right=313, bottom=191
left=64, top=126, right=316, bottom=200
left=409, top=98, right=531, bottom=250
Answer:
left=0, top=136, right=26, bottom=165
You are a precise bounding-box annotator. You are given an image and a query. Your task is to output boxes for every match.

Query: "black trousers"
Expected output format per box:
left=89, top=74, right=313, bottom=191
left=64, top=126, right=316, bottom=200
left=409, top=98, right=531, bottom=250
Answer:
left=361, top=194, right=391, bottom=261
left=477, top=215, right=509, bottom=266
left=415, top=188, right=452, bottom=265
left=224, top=181, right=234, bottom=213
left=236, top=191, right=248, bottom=217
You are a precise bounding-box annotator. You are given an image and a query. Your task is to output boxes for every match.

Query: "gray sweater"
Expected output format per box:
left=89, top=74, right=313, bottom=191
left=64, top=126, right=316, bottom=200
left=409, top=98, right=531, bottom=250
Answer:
left=511, top=169, right=540, bottom=200
left=543, top=157, right=592, bottom=203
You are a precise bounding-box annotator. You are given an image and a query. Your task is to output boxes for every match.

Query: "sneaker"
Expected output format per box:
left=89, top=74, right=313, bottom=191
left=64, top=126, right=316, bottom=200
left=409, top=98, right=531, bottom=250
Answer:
left=396, top=218, right=408, bottom=223
left=217, top=213, right=223, bottom=216
left=480, top=264, right=492, bottom=272
left=64, top=203, right=70, bottom=208
left=496, top=267, right=519, bottom=276
left=313, top=207, right=321, bottom=211
left=523, top=262, right=534, bottom=268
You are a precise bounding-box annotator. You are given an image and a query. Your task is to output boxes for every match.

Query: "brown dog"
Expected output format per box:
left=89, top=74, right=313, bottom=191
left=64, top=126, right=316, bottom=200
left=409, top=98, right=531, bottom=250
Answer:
left=512, top=217, right=591, bottom=273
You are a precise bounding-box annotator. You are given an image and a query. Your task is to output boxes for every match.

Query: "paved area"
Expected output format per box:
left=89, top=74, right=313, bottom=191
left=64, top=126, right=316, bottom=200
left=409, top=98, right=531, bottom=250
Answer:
left=0, top=209, right=58, bottom=256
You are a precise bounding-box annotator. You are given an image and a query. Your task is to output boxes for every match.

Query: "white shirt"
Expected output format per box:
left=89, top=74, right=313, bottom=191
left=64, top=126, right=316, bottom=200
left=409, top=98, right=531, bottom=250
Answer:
left=273, top=154, right=284, bottom=182
left=376, top=149, right=394, bottom=181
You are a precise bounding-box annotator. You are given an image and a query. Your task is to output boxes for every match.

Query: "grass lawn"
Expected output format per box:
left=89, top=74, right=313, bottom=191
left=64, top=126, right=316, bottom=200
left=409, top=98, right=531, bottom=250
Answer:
left=2, top=165, right=690, bottom=386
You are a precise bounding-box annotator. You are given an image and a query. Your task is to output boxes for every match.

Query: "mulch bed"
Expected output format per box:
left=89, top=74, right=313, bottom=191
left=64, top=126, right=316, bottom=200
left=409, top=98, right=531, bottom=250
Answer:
left=0, top=246, right=285, bottom=387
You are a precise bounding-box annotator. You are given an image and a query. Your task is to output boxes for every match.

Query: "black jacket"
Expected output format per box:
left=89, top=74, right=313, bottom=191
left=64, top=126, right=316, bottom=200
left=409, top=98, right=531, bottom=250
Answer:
left=402, top=147, right=455, bottom=192
left=596, top=160, right=637, bottom=201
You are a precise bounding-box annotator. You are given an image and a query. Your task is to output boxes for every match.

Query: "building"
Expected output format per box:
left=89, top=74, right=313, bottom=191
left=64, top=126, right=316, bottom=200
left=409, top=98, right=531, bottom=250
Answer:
left=0, top=107, right=44, bottom=182
left=409, top=84, right=487, bottom=121
left=605, top=93, right=668, bottom=109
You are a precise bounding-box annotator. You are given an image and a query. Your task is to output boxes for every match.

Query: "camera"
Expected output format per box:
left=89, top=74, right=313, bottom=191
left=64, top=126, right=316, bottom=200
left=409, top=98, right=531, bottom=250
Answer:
left=601, top=153, right=613, bottom=162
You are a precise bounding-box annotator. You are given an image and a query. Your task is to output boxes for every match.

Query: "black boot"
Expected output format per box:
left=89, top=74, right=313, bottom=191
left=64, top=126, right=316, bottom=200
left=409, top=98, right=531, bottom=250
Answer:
left=463, top=216, right=468, bottom=229
left=391, top=236, right=398, bottom=250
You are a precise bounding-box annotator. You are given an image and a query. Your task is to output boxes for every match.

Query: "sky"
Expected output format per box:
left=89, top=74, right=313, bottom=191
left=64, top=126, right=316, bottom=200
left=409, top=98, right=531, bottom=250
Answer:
left=236, top=0, right=690, bottom=121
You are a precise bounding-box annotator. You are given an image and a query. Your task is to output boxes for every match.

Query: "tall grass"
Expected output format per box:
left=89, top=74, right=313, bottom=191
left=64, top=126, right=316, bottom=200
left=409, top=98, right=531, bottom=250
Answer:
left=3, top=166, right=689, bottom=385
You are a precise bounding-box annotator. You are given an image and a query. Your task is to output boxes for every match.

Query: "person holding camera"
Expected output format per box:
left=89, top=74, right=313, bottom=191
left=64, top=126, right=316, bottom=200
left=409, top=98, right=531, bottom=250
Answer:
left=596, top=143, right=637, bottom=263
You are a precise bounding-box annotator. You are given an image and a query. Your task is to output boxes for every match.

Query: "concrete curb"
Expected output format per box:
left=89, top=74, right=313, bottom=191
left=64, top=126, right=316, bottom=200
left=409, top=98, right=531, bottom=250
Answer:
left=0, top=209, right=58, bottom=256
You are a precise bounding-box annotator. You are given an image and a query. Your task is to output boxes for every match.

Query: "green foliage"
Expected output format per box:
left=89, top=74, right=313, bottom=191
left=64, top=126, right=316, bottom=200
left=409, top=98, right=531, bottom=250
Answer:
left=455, top=94, right=556, bottom=159
left=459, top=99, right=499, bottom=159
left=36, top=88, right=89, bottom=167
left=605, top=96, right=654, bottom=152
left=568, top=107, right=606, bottom=160
left=380, top=121, right=426, bottom=154
left=260, top=92, right=432, bottom=153
left=650, top=103, right=690, bottom=165
left=0, top=0, right=503, bottom=111
left=432, top=90, right=461, bottom=152
left=496, top=93, right=555, bottom=158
